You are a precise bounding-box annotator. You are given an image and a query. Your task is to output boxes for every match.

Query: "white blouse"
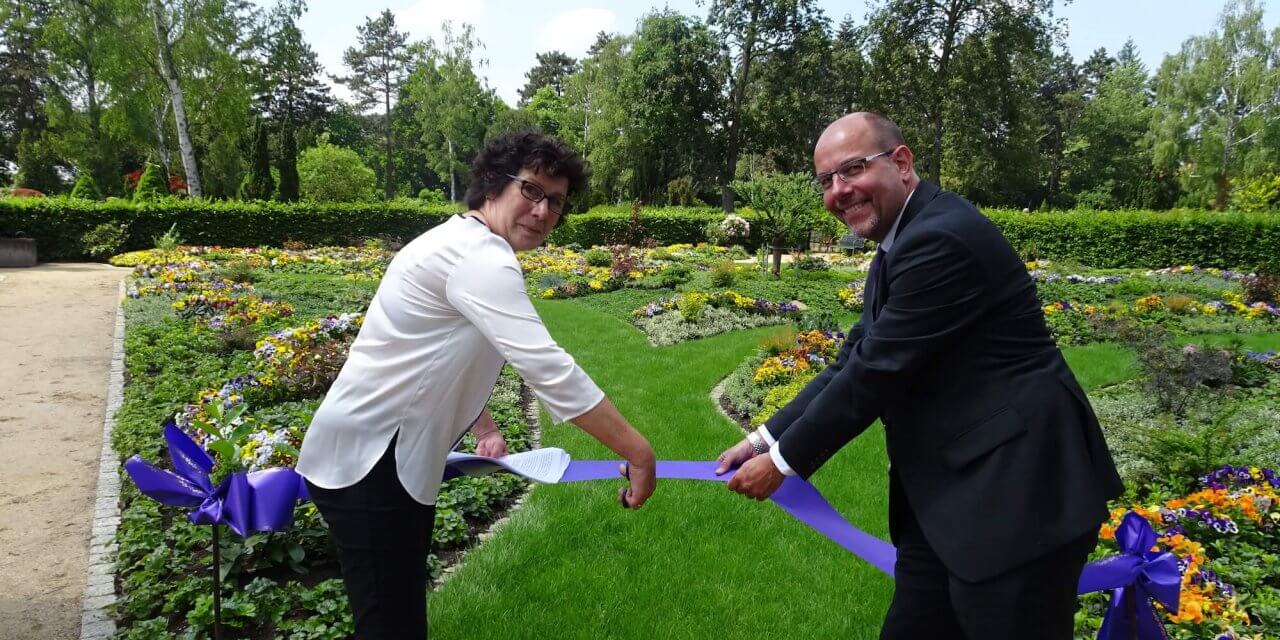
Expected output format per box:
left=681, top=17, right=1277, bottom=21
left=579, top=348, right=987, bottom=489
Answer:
left=296, top=215, right=605, bottom=505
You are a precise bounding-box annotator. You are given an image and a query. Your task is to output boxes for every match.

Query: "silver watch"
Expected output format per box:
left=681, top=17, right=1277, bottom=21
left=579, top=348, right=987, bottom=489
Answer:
left=746, top=431, right=769, bottom=456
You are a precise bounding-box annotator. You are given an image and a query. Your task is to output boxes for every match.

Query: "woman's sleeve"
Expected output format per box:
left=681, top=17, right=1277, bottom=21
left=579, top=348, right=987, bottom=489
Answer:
left=445, top=250, right=605, bottom=423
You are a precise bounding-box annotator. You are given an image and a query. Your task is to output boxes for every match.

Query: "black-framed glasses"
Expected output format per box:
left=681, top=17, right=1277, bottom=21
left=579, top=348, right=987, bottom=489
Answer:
left=812, top=149, right=895, bottom=193
left=505, top=174, right=567, bottom=215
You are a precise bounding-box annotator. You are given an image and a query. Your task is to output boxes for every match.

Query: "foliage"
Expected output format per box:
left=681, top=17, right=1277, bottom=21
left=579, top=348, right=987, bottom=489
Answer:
left=297, top=135, right=378, bottom=202
left=239, top=120, right=276, bottom=201
left=334, top=9, right=410, bottom=199
left=133, top=163, right=169, bottom=203
left=277, top=125, right=300, bottom=203
left=730, top=172, right=821, bottom=274
left=70, top=170, right=102, bottom=200
left=82, top=221, right=128, bottom=259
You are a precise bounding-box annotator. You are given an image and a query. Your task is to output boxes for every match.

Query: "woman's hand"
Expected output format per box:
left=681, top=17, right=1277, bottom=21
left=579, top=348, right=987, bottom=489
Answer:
left=714, top=438, right=757, bottom=475
left=475, top=430, right=508, bottom=458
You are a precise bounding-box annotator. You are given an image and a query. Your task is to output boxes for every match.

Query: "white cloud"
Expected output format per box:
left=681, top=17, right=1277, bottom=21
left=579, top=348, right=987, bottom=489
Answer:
left=535, top=8, right=617, bottom=55
left=396, top=0, right=487, bottom=42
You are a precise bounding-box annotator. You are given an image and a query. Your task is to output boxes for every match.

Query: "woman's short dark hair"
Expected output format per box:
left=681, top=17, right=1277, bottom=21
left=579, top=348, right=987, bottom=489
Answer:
left=464, top=131, right=590, bottom=213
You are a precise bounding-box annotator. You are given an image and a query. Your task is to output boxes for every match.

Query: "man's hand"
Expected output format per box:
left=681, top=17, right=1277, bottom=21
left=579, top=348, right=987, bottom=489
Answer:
left=726, top=453, right=784, bottom=500
left=475, top=431, right=508, bottom=458
left=714, top=438, right=756, bottom=475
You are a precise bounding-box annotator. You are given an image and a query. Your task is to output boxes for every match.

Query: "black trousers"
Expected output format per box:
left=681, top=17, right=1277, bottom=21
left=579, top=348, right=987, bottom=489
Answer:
left=307, top=440, right=436, bottom=640
left=879, top=499, right=1097, bottom=640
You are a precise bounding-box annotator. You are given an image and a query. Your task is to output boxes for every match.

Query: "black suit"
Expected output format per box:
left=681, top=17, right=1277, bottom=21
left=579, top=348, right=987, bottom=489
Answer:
left=764, top=181, right=1123, bottom=637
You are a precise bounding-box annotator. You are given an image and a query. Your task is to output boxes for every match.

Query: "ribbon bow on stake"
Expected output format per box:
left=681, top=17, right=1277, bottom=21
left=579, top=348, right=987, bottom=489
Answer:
left=124, top=422, right=308, bottom=640
left=1077, top=511, right=1184, bottom=640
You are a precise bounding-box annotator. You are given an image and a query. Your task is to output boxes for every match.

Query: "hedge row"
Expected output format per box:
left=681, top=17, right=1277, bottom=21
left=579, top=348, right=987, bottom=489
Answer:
left=2, top=197, right=1277, bottom=271
left=0, top=198, right=461, bottom=260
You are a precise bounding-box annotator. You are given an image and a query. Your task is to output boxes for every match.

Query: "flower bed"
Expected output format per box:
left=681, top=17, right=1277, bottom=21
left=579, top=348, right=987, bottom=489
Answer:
left=630, top=290, right=802, bottom=346
left=109, top=246, right=536, bottom=638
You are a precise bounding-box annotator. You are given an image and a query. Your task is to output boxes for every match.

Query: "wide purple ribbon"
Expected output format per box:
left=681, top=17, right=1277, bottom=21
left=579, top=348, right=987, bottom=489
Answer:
left=123, top=422, right=309, bottom=537
left=559, top=461, right=897, bottom=574
left=1077, top=512, right=1183, bottom=640
left=561, top=460, right=1181, bottom=639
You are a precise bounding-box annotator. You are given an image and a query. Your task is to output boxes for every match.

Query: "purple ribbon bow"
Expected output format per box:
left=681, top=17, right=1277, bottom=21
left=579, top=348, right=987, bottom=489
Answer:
left=123, top=422, right=309, bottom=537
left=1077, top=512, right=1183, bottom=640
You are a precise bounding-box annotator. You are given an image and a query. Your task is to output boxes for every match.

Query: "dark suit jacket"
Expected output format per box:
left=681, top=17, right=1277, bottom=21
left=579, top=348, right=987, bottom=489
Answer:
left=765, top=180, right=1123, bottom=582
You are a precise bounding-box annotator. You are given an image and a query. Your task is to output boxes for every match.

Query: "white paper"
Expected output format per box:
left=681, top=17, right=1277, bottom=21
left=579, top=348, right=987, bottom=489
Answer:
left=445, top=447, right=570, bottom=484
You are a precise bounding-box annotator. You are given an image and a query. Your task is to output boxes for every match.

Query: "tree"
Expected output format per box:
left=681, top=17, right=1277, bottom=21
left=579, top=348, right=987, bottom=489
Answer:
left=13, top=129, right=64, bottom=193
left=730, top=172, right=821, bottom=275
left=860, top=0, right=1060, bottom=186
left=133, top=161, right=168, bottom=201
left=706, top=0, right=825, bottom=211
left=619, top=10, right=723, bottom=203
left=1149, top=0, right=1280, bottom=209
left=143, top=0, right=201, bottom=197
left=563, top=32, right=631, bottom=204
left=412, top=23, right=496, bottom=201
left=277, top=124, right=299, bottom=201
left=70, top=167, right=103, bottom=199
left=517, top=50, right=578, bottom=106
left=42, top=0, right=118, bottom=191
left=0, top=0, right=52, bottom=176
left=239, top=119, right=274, bottom=200
left=335, top=9, right=410, bottom=199
left=297, top=134, right=377, bottom=202
left=255, top=0, right=332, bottom=133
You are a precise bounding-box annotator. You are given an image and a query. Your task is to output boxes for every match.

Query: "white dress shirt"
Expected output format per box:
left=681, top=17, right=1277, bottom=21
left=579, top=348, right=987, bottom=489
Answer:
left=297, top=215, right=605, bottom=505
left=758, top=187, right=915, bottom=476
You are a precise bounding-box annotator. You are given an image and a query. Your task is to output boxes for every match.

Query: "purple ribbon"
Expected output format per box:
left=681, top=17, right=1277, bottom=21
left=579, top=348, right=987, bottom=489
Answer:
left=1077, top=512, right=1183, bottom=640
left=562, top=461, right=1181, bottom=639
left=124, top=422, right=309, bottom=537
left=559, top=461, right=897, bottom=574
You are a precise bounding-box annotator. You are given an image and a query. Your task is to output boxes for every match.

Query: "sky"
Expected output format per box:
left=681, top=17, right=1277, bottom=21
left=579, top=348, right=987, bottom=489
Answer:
left=259, top=0, right=1280, bottom=109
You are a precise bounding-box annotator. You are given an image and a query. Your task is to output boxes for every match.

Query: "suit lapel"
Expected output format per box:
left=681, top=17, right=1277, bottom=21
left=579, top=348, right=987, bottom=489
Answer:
left=867, top=180, right=941, bottom=321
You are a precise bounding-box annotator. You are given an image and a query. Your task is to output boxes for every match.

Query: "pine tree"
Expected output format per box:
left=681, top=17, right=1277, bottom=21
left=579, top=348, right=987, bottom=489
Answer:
left=133, top=163, right=169, bottom=202
left=239, top=120, right=275, bottom=201
left=277, top=125, right=299, bottom=202
left=70, top=170, right=103, bottom=200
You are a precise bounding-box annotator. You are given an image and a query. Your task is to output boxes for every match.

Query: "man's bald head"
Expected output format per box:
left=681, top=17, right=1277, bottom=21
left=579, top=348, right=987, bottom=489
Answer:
left=819, top=112, right=907, bottom=152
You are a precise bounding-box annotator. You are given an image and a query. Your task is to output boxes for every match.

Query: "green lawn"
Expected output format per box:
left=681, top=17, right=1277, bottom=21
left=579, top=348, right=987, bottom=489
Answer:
left=430, top=299, right=1153, bottom=638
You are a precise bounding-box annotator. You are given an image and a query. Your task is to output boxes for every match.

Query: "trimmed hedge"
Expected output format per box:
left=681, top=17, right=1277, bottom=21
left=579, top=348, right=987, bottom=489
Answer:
left=3, top=197, right=1277, bottom=271
left=0, top=197, right=461, bottom=260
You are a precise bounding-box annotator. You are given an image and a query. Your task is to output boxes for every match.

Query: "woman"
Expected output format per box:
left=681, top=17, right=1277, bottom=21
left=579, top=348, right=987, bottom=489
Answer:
left=296, top=131, right=657, bottom=639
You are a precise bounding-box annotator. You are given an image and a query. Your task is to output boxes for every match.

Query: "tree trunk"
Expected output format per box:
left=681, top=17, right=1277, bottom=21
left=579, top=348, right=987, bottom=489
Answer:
left=927, top=0, right=965, bottom=185
left=771, top=237, right=783, bottom=276
left=447, top=137, right=456, bottom=202
left=384, top=85, right=394, bottom=199
left=152, top=104, right=171, bottom=179
left=720, top=3, right=760, bottom=213
left=149, top=0, right=202, bottom=197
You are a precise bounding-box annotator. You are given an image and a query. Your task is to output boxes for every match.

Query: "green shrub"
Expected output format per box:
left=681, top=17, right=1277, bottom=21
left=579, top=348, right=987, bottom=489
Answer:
left=82, top=222, right=128, bottom=259
left=584, top=248, right=612, bottom=267
left=70, top=171, right=103, bottom=200
left=297, top=135, right=377, bottom=202
left=133, top=163, right=169, bottom=202
left=791, top=254, right=830, bottom=272
left=153, top=223, right=181, bottom=252
left=710, top=260, right=737, bottom=287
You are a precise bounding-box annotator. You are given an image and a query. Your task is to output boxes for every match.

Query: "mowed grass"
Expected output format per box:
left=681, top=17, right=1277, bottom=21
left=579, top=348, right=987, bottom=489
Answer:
left=429, top=299, right=1149, bottom=639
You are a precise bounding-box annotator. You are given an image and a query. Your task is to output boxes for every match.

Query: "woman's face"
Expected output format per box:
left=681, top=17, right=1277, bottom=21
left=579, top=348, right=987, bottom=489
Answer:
left=481, top=168, right=568, bottom=251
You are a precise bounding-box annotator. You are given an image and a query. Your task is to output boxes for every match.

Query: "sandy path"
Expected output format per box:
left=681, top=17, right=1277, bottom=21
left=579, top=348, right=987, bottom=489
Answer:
left=0, top=263, right=129, bottom=640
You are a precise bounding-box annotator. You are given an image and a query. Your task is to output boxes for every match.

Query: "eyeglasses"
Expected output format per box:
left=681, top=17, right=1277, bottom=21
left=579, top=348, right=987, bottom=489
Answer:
left=812, top=149, right=895, bottom=193
left=505, top=174, right=567, bottom=215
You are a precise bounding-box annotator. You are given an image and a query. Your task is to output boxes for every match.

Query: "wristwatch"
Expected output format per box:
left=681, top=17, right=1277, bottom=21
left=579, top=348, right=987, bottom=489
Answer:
left=746, top=430, right=769, bottom=456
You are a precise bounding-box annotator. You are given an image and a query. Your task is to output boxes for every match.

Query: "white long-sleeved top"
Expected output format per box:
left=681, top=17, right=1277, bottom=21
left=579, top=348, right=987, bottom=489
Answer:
left=296, top=215, right=605, bottom=505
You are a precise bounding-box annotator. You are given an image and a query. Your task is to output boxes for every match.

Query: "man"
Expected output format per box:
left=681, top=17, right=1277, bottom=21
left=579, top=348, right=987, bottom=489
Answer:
left=716, top=112, right=1123, bottom=639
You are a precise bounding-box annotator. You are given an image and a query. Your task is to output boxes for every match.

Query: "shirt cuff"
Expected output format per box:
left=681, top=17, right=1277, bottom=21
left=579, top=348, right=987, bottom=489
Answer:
left=755, top=425, right=776, bottom=446
left=768, top=442, right=797, bottom=477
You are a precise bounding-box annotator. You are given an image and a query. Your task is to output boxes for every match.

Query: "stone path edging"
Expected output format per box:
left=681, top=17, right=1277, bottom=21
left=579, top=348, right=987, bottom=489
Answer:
left=79, top=281, right=125, bottom=640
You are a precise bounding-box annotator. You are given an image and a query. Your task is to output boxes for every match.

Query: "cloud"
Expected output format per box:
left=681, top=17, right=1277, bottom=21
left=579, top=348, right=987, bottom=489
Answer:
left=396, top=0, right=487, bottom=41
left=535, top=8, right=617, bottom=55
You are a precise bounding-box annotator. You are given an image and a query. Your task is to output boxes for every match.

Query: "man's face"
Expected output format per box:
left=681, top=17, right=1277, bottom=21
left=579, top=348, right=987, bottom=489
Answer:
left=813, top=123, right=913, bottom=243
